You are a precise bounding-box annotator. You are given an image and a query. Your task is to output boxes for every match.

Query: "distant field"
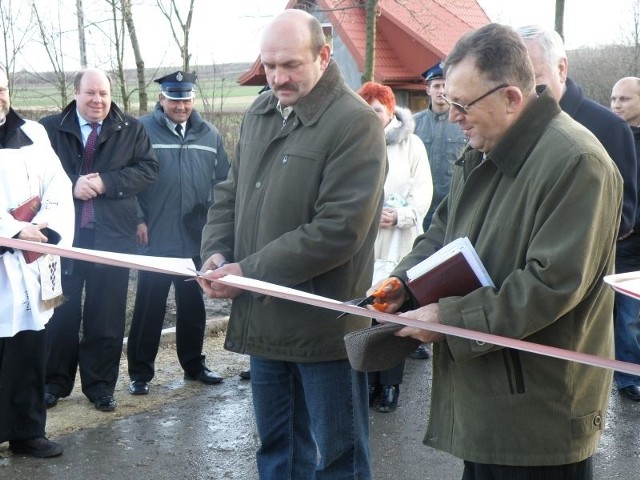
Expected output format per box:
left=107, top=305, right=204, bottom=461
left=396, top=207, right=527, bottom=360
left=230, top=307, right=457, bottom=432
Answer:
left=10, top=78, right=262, bottom=114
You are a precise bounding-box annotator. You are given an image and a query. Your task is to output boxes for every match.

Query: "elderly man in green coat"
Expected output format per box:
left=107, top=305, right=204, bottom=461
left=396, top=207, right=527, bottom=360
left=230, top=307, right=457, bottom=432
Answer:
left=376, top=24, right=621, bottom=480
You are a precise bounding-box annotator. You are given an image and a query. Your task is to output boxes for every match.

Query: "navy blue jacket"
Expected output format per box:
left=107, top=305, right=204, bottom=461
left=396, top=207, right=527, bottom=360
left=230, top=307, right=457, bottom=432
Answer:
left=560, top=77, right=637, bottom=239
left=616, top=125, right=640, bottom=271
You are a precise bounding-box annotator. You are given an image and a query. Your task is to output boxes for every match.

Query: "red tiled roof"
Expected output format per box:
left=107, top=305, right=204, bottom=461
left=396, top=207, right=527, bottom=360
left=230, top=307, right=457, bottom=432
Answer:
left=238, top=0, right=490, bottom=87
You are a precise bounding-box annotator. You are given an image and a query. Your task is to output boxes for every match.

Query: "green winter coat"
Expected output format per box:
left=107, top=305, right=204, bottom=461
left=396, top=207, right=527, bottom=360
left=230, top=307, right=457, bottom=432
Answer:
left=393, top=88, right=622, bottom=465
left=201, top=60, right=387, bottom=361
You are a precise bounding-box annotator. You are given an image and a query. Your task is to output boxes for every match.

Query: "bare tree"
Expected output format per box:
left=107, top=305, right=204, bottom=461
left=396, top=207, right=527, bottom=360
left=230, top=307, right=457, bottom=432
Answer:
left=77, top=0, right=88, bottom=68
left=122, top=0, right=148, bottom=113
left=555, top=0, right=565, bottom=41
left=0, top=0, right=34, bottom=94
left=107, top=0, right=130, bottom=111
left=156, top=0, right=195, bottom=72
left=361, top=0, right=378, bottom=83
left=630, top=0, right=640, bottom=76
left=30, top=1, right=69, bottom=109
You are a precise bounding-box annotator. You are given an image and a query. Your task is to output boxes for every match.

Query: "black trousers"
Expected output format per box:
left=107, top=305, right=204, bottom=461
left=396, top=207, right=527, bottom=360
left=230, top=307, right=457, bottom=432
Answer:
left=462, top=457, right=593, bottom=480
left=368, top=361, right=405, bottom=386
left=0, top=329, right=47, bottom=443
left=45, top=230, right=130, bottom=401
left=127, top=269, right=206, bottom=381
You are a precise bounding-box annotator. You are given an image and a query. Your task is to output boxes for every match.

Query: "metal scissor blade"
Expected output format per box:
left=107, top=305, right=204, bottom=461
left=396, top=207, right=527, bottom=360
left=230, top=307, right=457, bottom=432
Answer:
left=184, top=267, right=206, bottom=281
left=336, top=295, right=375, bottom=318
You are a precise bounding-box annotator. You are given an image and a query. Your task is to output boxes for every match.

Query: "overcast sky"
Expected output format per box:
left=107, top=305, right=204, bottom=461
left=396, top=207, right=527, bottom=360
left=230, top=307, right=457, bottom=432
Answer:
left=12, top=0, right=638, bottom=72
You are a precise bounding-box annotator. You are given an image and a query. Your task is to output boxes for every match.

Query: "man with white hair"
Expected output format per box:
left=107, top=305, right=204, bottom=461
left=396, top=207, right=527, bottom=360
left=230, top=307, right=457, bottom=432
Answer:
left=518, top=25, right=640, bottom=402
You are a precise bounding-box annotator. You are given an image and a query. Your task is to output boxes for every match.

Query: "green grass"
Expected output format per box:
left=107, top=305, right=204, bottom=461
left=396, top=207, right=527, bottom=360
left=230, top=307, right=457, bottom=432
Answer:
left=10, top=78, right=262, bottom=113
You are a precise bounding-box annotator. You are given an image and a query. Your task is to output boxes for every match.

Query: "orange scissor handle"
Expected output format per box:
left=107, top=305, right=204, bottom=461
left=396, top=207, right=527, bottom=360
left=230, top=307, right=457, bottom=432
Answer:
left=370, top=277, right=403, bottom=311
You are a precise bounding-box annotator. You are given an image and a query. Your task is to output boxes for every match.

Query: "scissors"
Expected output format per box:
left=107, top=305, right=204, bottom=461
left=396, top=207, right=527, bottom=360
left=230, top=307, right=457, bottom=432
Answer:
left=336, top=277, right=403, bottom=319
left=336, top=295, right=377, bottom=319
left=184, top=267, right=208, bottom=281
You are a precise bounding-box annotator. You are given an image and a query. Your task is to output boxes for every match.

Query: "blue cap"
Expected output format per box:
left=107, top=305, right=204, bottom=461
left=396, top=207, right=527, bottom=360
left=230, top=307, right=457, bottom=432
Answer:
left=422, top=61, right=444, bottom=82
left=154, top=71, right=196, bottom=100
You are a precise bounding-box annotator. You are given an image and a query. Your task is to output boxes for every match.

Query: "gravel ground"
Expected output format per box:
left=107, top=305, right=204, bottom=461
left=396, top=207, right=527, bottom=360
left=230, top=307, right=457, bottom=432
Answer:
left=39, top=317, right=248, bottom=440
left=30, top=270, right=242, bottom=442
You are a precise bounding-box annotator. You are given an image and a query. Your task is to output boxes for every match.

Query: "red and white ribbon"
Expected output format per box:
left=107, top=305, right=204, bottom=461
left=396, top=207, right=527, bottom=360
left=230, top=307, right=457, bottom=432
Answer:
left=3, top=236, right=640, bottom=377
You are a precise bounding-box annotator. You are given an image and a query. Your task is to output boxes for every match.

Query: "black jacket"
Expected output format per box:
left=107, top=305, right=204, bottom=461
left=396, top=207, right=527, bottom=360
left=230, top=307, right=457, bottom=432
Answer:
left=560, top=77, right=637, bottom=238
left=40, top=101, right=158, bottom=255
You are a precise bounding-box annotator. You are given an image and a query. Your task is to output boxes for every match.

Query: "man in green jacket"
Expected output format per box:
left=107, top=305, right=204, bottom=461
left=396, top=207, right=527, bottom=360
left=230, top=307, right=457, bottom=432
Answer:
left=198, top=9, right=386, bottom=480
left=376, top=24, right=621, bottom=479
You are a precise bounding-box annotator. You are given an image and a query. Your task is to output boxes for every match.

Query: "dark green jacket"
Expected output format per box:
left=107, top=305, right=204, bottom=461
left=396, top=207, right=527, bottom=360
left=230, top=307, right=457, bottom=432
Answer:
left=201, top=60, right=387, bottom=361
left=394, top=89, right=622, bottom=465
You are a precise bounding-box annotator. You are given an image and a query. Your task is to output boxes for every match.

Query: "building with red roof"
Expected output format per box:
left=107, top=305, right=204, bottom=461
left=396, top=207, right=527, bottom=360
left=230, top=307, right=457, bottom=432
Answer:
left=239, top=0, right=490, bottom=110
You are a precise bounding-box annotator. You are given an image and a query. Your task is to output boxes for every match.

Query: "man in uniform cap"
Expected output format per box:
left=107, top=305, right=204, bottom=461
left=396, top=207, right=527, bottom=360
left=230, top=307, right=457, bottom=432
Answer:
left=422, top=62, right=443, bottom=83
left=414, top=61, right=467, bottom=231
left=155, top=71, right=197, bottom=100
left=126, top=70, right=230, bottom=395
left=411, top=60, right=467, bottom=360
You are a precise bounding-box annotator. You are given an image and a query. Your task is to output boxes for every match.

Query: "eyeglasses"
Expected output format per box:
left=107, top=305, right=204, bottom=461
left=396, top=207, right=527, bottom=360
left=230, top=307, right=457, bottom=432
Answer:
left=442, top=83, right=510, bottom=115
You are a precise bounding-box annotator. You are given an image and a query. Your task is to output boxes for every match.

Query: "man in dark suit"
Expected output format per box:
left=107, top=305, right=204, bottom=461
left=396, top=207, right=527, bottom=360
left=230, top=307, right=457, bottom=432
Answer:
left=40, top=67, right=158, bottom=412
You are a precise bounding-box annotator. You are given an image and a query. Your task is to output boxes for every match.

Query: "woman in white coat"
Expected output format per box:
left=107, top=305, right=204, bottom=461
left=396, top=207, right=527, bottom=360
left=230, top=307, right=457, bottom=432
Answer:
left=357, top=82, right=432, bottom=412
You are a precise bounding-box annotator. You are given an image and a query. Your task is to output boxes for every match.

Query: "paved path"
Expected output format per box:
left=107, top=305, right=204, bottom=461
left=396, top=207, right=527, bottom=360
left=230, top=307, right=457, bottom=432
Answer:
left=1, top=344, right=639, bottom=479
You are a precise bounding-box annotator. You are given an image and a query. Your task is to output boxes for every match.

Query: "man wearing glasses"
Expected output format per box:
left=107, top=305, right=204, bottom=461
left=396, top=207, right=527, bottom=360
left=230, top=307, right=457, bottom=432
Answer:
left=373, top=23, right=621, bottom=479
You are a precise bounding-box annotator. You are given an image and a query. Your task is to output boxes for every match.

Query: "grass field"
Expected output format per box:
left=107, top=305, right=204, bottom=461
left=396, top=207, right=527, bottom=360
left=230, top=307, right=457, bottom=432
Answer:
left=10, top=60, right=262, bottom=114
left=11, top=79, right=260, bottom=113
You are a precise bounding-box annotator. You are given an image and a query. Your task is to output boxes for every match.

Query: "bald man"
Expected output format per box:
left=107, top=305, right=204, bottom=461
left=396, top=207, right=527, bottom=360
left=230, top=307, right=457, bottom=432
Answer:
left=40, top=68, right=158, bottom=413
left=610, top=76, right=640, bottom=401
left=198, top=9, right=386, bottom=479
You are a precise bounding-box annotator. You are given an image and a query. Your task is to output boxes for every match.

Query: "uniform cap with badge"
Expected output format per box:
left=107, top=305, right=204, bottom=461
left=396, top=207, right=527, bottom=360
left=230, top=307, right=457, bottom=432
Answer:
left=421, top=61, right=444, bottom=83
left=155, top=71, right=197, bottom=100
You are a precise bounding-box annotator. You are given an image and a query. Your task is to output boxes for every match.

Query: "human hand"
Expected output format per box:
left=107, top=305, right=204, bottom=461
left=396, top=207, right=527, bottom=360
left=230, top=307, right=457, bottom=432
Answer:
left=136, top=223, right=148, bottom=246
left=365, top=277, right=407, bottom=314
left=379, top=207, right=397, bottom=228
left=198, top=255, right=244, bottom=299
left=73, top=173, right=103, bottom=200
left=394, top=304, right=445, bottom=343
left=89, top=173, right=106, bottom=194
left=17, top=222, right=49, bottom=242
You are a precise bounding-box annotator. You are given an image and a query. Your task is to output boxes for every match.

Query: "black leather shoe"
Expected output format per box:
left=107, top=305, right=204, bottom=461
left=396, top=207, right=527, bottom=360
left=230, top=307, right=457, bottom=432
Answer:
left=239, top=370, right=251, bottom=380
left=620, top=385, right=640, bottom=401
left=94, top=395, right=117, bottom=412
left=184, top=367, right=223, bottom=385
left=368, top=382, right=382, bottom=408
left=376, top=385, right=399, bottom=413
left=9, top=436, right=63, bottom=458
left=409, top=345, right=430, bottom=360
left=129, top=380, right=150, bottom=395
left=44, top=392, right=58, bottom=409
